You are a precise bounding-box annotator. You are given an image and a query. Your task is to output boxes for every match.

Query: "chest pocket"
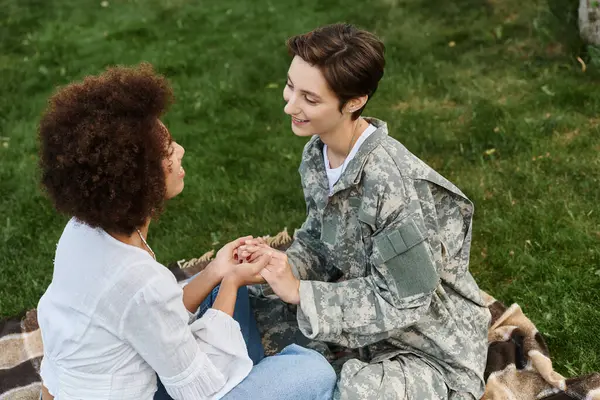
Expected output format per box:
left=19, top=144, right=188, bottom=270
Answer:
left=319, top=195, right=371, bottom=280
left=352, top=197, right=376, bottom=256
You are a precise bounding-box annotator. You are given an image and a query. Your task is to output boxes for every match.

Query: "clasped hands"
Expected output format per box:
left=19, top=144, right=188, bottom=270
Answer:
left=205, top=236, right=300, bottom=305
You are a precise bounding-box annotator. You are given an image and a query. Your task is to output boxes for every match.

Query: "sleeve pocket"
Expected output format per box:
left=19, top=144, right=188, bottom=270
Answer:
left=372, top=217, right=439, bottom=299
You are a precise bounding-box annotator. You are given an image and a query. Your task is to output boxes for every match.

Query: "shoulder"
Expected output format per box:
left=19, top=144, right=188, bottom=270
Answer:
left=358, top=136, right=438, bottom=221
left=118, top=259, right=178, bottom=300
left=116, top=263, right=189, bottom=341
left=370, top=136, right=431, bottom=178
left=364, top=135, right=460, bottom=193
left=116, top=260, right=183, bottom=329
left=88, top=260, right=179, bottom=335
left=361, top=138, right=413, bottom=192
left=81, top=240, right=180, bottom=324
left=363, top=137, right=472, bottom=218
left=56, top=219, right=174, bottom=292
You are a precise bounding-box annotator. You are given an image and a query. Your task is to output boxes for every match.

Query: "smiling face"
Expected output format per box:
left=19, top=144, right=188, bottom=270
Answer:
left=159, top=121, right=186, bottom=199
left=282, top=56, right=347, bottom=137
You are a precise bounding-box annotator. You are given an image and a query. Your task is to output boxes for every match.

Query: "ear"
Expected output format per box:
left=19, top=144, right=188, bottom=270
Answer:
left=344, top=95, right=369, bottom=113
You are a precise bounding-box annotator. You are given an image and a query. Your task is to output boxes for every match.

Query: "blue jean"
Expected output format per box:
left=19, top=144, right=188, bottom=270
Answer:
left=197, top=285, right=265, bottom=365
left=154, top=284, right=336, bottom=400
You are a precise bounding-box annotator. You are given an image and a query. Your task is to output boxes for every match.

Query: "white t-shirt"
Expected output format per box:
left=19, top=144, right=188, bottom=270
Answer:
left=37, top=218, right=252, bottom=400
left=323, top=123, right=377, bottom=195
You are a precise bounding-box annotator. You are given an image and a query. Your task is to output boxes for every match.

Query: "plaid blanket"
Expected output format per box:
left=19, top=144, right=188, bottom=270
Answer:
left=2, top=231, right=598, bottom=400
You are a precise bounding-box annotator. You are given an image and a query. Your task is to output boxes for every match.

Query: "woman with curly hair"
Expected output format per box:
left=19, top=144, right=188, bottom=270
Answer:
left=36, top=63, right=336, bottom=400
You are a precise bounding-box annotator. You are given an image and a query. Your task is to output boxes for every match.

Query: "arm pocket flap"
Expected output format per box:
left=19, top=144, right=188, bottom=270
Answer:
left=372, top=217, right=438, bottom=299
left=373, top=218, right=428, bottom=264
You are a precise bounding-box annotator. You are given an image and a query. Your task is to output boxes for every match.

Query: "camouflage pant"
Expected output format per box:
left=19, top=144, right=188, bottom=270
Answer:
left=249, top=287, right=476, bottom=400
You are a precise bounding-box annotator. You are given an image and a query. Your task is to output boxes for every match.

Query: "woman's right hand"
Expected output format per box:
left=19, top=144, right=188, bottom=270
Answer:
left=213, top=253, right=272, bottom=317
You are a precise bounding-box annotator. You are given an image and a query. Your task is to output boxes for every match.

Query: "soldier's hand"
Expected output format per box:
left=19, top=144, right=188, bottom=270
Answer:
left=249, top=245, right=300, bottom=305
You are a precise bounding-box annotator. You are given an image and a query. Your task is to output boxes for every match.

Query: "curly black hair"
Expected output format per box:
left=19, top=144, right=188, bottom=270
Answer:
left=38, top=63, right=174, bottom=235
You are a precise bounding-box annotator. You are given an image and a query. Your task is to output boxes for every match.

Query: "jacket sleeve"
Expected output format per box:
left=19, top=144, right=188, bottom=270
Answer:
left=120, top=276, right=253, bottom=399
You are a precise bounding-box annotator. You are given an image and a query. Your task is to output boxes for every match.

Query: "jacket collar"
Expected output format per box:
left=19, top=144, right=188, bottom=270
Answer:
left=300, top=118, right=388, bottom=208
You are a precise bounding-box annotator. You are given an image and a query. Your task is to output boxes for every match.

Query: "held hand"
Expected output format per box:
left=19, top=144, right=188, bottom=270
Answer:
left=213, top=252, right=271, bottom=318
left=224, top=252, right=272, bottom=287
left=250, top=245, right=300, bottom=305
left=236, top=237, right=268, bottom=263
left=206, top=236, right=254, bottom=280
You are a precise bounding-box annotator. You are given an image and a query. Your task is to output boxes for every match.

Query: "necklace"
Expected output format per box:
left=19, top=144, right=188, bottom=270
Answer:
left=345, top=118, right=367, bottom=158
left=136, top=229, right=156, bottom=260
left=346, top=123, right=360, bottom=156
left=326, top=119, right=366, bottom=168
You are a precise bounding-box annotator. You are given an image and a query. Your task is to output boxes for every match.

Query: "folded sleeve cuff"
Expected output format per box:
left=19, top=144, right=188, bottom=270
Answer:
left=189, top=309, right=253, bottom=398
left=191, top=308, right=248, bottom=358
left=297, top=280, right=342, bottom=341
left=288, top=258, right=301, bottom=279
left=159, top=347, right=227, bottom=399
left=187, top=309, right=199, bottom=324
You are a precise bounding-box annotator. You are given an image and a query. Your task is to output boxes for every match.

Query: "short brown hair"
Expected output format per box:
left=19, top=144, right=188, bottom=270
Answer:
left=38, top=63, right=174, bottom=235
left=286, top=23, right=385, bottom=120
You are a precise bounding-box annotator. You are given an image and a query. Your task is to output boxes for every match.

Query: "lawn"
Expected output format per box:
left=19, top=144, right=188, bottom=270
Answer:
left=1, top=0, right=598, bottom=376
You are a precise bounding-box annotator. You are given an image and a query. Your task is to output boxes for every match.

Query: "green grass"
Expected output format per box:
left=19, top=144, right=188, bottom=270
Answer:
left=1, top=0, right=599, bottom=376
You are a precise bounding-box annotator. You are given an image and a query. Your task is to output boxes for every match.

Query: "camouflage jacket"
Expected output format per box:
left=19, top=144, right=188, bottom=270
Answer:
left=287, top=118, right=491, bottom=397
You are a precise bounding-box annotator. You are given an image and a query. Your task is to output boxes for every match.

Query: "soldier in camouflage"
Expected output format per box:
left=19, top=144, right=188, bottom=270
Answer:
left=243, top=24, right=491, bottom=400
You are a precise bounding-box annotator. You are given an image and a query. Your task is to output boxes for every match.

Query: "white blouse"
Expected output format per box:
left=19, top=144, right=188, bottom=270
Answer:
left=37, top=218, right=252, bottom=399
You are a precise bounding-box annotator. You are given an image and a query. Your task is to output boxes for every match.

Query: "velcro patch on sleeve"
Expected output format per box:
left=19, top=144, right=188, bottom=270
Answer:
left=372, top=217, right=439, bottom=299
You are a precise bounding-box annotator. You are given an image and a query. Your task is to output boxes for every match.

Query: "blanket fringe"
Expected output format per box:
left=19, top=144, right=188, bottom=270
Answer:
left=175, top=229, right=292, bottom=271
left=264, top=227, right=292, bottom=249
left=177, top=249, right=215, bottom=270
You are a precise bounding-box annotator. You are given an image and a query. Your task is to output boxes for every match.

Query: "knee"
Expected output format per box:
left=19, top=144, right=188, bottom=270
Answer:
left=283, top=344, right=336, bottom=388
left=308, top=355, right=336, bottom=388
